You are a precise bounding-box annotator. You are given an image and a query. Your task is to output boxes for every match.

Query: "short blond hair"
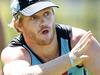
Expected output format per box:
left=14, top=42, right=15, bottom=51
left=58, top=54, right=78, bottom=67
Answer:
left=9, top=12, right=23, bottom=28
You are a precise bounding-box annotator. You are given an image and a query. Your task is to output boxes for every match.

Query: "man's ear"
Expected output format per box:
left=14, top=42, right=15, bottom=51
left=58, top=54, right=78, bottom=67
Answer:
left=14, top=19, right=23, bottom=33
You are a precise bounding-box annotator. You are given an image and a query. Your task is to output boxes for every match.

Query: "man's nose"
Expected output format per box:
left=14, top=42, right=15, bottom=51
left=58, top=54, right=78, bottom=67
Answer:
left=40, top=17, right=48, bottom=26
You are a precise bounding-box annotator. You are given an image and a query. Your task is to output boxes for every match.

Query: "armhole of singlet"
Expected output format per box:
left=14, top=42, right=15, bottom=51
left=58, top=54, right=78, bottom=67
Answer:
left=14, top=36, right=33, bottom=65
left=56, top=24, right=72, bottom=56
left=16, top=39, right=44, bottom=65
left=66, top=25, right=72, bottom=51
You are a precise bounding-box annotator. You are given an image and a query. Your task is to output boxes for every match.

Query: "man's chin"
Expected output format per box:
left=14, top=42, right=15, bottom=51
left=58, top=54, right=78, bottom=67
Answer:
left=37, top=30, right=55, bottom=45
left=38, top=39, right=53, bottom=45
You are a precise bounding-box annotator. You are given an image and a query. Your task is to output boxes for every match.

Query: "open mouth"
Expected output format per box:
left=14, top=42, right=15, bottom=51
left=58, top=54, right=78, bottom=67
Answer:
left=39, top=26, right=50, bottom=35
left=42, top=30, right=49, bottom=34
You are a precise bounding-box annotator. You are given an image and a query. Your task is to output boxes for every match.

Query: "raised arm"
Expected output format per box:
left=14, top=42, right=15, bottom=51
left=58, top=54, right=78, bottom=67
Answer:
left=83, top=35, right=100, bottom=75
left=71, top=27, right=100, bottom=75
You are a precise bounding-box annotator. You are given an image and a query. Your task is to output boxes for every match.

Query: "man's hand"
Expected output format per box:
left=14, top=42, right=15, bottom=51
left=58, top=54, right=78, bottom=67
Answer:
left=69, top=31, right=92, bottom=66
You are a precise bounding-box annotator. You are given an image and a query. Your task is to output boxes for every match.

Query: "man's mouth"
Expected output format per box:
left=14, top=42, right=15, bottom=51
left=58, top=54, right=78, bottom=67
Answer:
left=41, top=29, right=49, bottom=34
left=39, top=26, right=50, bottom=35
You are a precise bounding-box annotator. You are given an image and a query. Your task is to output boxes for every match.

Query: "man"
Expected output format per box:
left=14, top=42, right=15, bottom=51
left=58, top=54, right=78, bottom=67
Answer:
left=1, top=0, right=100, bottom=75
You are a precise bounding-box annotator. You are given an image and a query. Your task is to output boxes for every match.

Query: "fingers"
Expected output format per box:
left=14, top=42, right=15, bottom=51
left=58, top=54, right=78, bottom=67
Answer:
left=80, top=55, right=88, bottom=59
left=71, top=31, right=92, bottom=59
left=78, top=38, right=90, bottom=52
left=78, top=31, right=92, bottom=53
left=80, top=31, right=92, bottom=45
left=70, top=31, right=93, bottom=65
left=79, top=31, right=92, bottom=44
left=77, top=37, right=91, bottom=59
left=74, top=31, right=92, bottom=50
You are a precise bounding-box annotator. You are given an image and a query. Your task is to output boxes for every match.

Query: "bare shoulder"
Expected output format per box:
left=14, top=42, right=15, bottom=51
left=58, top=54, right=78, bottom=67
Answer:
left=71, top=27, right=87, bottom=48
left=1, top=46, right=31, bottom=64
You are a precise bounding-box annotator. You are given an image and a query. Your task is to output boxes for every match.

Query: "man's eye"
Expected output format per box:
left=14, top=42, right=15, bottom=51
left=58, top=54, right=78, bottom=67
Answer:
left=44, top=11, right=50, bottom=17
left=32, top=16, right=37, bottom=20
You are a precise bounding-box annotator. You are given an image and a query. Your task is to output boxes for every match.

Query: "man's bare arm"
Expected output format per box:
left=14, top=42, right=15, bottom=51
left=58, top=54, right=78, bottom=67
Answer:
left=2, top=52, right=72, bottom=75
left=83, top=36, right=100, bottom=75
left=71, top=27, right=100, bottom=74
left=2, top=46, right=88, bottom=75
left=1, top=45, right=72, bottom=75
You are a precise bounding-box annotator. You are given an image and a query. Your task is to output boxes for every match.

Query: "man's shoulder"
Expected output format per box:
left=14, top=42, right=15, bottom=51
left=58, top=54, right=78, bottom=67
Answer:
left=72, top=27, right=87, bottom=39
left=56, top=24, right=88, bottom=48
left=56, top=24, right=86, bottom=34
left=1, top=46, right=30, bottom=64
left=71, top=27, right=87, bottom=48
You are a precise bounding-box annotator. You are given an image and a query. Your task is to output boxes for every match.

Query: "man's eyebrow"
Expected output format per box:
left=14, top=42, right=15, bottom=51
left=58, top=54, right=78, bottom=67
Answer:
left=31, top=14, right=38, bottom=17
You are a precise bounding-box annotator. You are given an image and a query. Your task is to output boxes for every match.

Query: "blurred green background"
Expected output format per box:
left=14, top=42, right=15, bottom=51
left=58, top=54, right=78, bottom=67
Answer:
left=0, top=0, right=100, bottom=74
